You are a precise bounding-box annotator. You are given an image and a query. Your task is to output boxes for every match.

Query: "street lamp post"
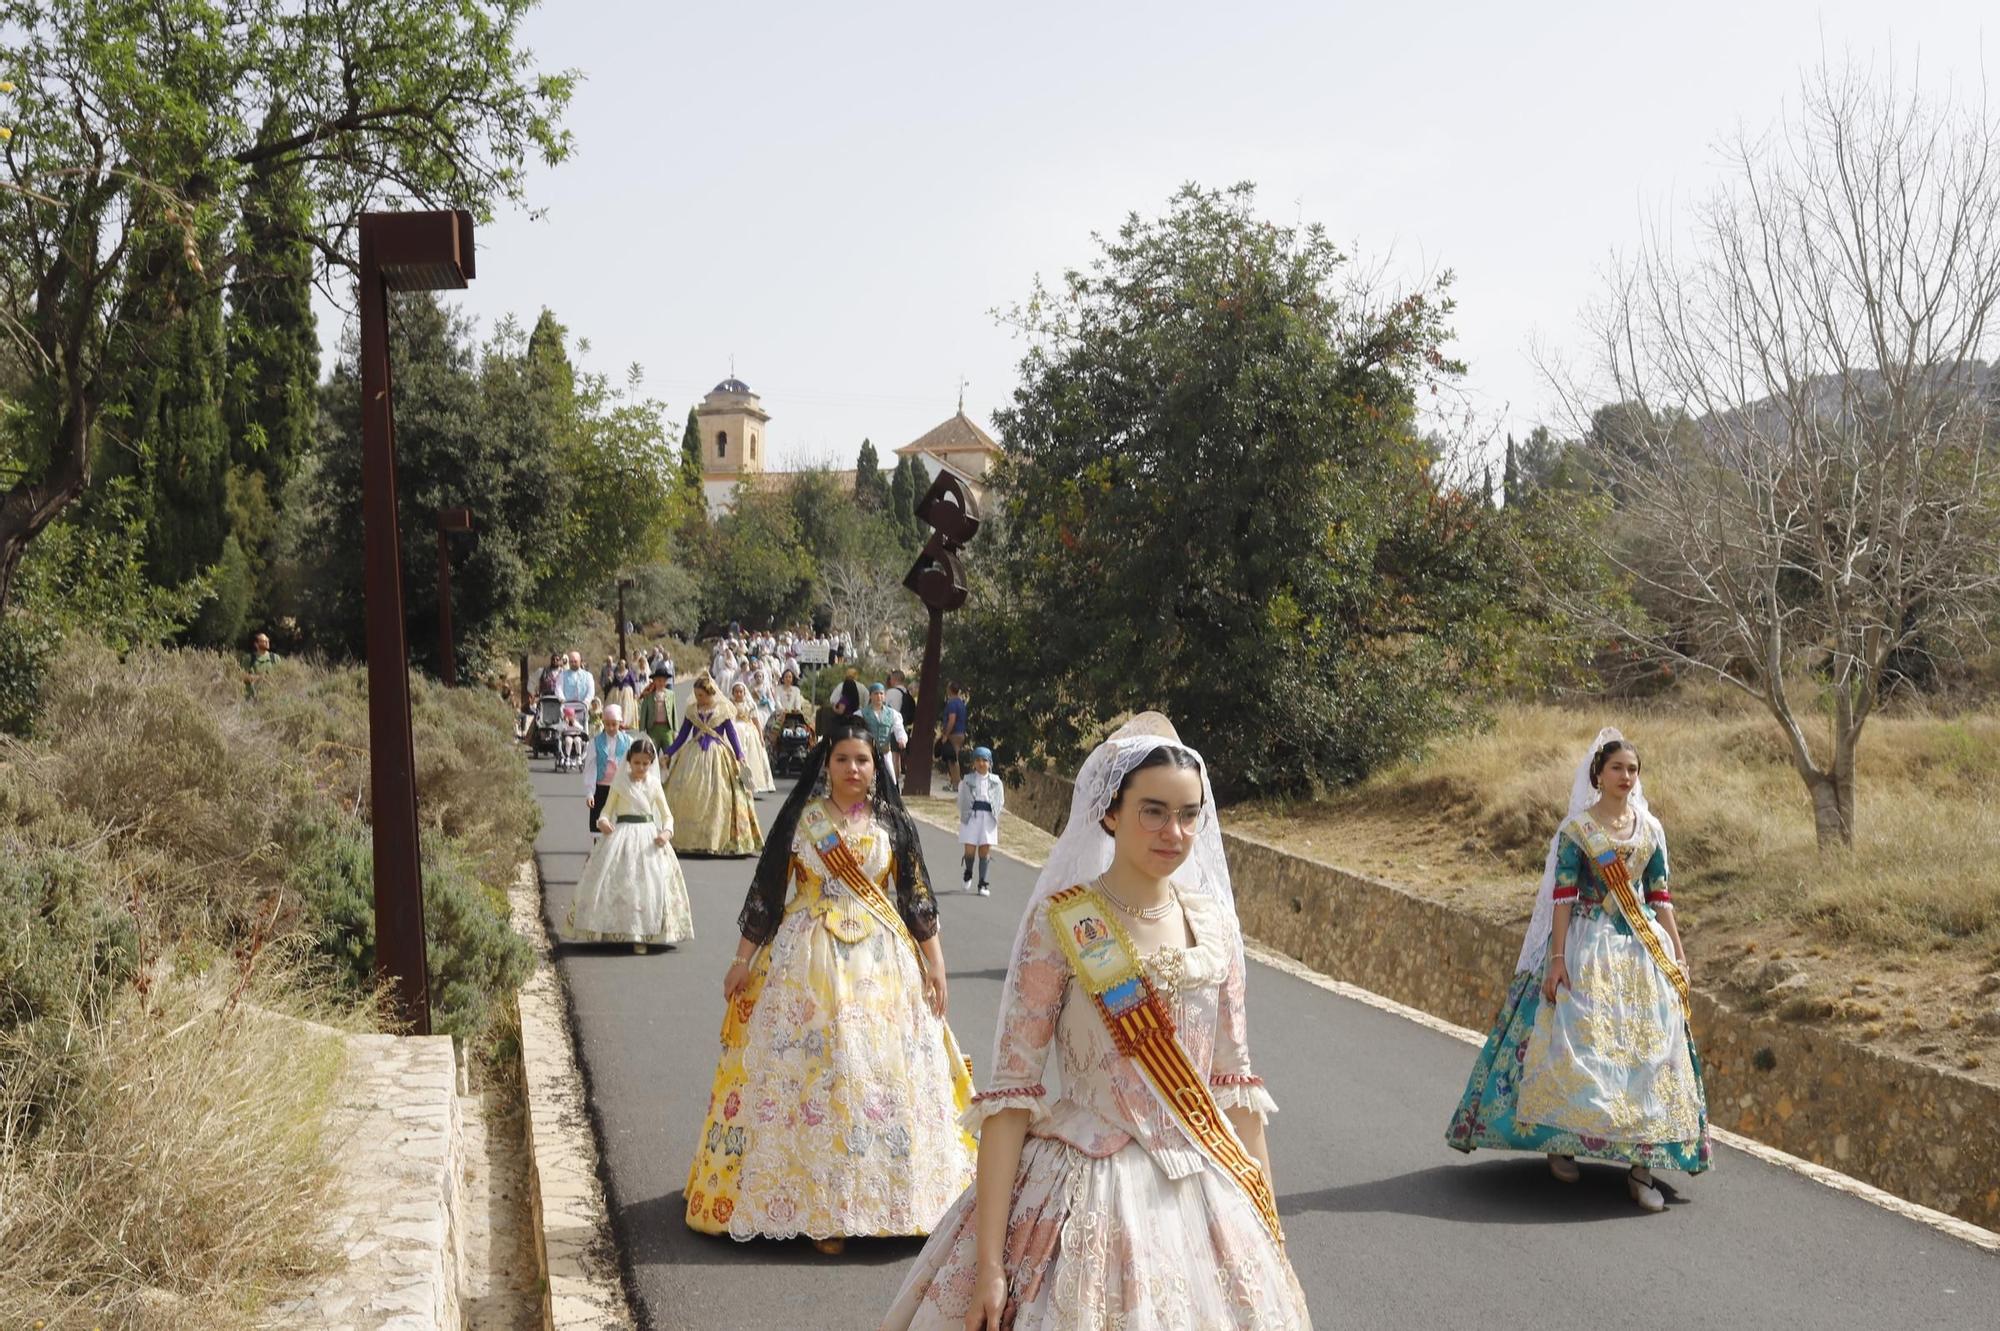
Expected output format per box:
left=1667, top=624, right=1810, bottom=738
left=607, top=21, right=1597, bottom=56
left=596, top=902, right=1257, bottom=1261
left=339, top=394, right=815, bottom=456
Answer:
left=436, top=506, right=472, bottom=686
left=359, top=209, right=475, bottom=1036
left=617, top=576, right=636, bottom=664
left=902, top=472, right=981, bottom=798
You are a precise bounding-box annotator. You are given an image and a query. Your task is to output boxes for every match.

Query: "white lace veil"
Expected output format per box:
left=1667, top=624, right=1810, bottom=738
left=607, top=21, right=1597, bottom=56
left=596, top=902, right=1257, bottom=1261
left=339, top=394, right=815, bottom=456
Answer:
left=1513, top=725, right=1656, bottom=975
left=995, top=714, right=1239, bottom=1063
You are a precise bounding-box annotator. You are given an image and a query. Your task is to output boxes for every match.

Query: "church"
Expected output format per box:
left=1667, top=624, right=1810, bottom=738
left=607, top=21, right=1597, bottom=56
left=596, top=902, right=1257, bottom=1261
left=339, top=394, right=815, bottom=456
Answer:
left=696, top=376, right=1003, bottom=516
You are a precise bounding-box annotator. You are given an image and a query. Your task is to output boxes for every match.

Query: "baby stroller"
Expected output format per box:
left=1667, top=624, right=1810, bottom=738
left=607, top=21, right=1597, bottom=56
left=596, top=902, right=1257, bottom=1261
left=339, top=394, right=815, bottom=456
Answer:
left=530, top=694, right=566, bottom=759
left=772, top=710, right=813, bottom=778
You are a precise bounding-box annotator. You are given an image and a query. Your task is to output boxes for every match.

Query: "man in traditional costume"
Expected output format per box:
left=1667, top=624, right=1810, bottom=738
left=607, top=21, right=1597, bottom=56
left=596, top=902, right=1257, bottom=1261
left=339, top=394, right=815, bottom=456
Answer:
left=636, top=661, right=679, bottom=749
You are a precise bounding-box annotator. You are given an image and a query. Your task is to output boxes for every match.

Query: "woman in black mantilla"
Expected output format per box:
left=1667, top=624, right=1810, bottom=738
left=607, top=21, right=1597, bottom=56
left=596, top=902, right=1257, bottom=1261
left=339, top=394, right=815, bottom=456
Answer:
left=685, top=716, right=977, bottom=1253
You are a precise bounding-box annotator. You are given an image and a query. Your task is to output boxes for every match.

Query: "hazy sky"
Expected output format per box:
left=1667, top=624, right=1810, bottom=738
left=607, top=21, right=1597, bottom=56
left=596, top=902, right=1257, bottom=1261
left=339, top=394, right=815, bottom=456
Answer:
left=328, top=2, right=1994, bottom=471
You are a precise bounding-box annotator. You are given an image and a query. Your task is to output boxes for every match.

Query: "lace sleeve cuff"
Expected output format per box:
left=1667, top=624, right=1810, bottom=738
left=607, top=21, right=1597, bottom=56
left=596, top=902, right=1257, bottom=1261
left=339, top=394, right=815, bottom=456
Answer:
left=959, top=1085, right=1049, bottom=1134
left=1209, top=1073, right=1278, bottom=1120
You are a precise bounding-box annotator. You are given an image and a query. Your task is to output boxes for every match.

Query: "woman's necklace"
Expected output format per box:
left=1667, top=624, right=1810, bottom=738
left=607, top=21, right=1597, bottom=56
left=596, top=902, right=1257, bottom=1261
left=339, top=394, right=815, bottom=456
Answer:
left=1096, top=877, right=1176, bottom=921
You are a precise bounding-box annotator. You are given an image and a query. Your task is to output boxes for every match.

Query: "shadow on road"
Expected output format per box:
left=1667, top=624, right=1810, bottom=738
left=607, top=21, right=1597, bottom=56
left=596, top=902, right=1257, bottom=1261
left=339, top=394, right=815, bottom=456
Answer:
left=617, top=1188, right=932, bottom=1270
left=1280, top=1159, right=1686, bottom=1224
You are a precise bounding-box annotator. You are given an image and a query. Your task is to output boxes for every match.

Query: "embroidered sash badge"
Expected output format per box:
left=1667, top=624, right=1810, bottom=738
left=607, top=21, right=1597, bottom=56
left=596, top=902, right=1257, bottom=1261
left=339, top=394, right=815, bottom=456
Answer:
left=1572, top=815, right=1690, bottom=1011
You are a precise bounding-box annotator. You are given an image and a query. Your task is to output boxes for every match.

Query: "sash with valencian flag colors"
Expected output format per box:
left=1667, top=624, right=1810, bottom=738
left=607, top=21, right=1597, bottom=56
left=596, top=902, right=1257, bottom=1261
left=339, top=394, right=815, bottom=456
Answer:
left=1045, top=885, right=1283, bottom=1242
left=1567, top=813, right=1690, bottom=1011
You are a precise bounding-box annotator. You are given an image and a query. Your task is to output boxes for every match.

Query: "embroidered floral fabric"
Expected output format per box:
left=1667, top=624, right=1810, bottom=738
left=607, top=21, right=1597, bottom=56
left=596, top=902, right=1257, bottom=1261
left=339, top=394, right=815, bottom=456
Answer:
left=886, top=888, right=1307, bottom=1329
left=686, top=823, right=975, bottom=1240
left=1447, top=817, right=1711, bottom=1172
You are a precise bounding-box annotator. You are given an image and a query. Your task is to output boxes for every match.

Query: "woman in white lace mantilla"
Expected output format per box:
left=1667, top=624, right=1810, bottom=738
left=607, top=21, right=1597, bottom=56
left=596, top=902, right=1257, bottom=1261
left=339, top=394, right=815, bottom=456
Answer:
left=883, top=715, right=1310, bottom=1330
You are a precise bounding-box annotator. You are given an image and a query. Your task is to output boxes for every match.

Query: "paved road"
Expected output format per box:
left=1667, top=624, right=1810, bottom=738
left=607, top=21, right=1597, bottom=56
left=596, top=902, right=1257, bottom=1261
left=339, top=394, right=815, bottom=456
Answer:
left=530, top=761, right=1998, bottom=1331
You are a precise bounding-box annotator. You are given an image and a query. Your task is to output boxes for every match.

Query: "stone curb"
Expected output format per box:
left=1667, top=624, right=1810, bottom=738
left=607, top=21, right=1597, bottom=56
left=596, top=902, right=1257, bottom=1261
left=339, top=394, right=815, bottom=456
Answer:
left=508, top=860, right=638, bottom=1331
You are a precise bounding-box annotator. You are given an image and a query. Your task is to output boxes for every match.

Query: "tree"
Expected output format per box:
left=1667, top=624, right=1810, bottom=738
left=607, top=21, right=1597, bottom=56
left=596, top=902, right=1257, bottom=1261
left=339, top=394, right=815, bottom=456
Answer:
left=1502, top=435, right=1520, bottom=507
left=0, top=0, right=576, bottom=613
left=225, top=105, right=320, bottom=492
left=962, top=183, right=1517, bottom=796
left=854, top=438, right=890, bottom=511
left=680, top=406, right=705, bottom=496
left=694, top=487, right=814, bottom=629
left=1550, top=62, right=2000, bottom=848
left=889, top=454, right=918, bottom=548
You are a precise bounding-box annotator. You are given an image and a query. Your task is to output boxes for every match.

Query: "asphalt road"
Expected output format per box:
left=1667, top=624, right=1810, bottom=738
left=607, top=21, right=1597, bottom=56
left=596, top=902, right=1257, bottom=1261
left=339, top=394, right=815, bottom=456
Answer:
left=530, top=760, right=1999, bottom=1331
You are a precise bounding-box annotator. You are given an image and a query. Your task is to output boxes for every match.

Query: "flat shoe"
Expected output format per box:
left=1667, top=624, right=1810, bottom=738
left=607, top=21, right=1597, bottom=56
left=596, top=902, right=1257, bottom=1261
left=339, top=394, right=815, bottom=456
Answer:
left=1547, top=1154, right=1579, bottom=1184
left=1628, top=1171, right=1665, bottom=1212
left=812, top=1237, right=846, bottom=1255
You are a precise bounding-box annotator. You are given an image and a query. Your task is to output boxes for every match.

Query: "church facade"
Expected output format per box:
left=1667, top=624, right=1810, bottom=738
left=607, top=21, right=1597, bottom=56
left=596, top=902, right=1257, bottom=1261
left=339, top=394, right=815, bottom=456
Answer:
left=696, top=376, right=1003, bottom=516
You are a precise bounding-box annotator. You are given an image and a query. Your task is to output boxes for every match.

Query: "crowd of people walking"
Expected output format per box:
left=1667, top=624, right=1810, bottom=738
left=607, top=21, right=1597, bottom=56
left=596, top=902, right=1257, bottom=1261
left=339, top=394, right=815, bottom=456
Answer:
left=522, top=626, right=1703, bottom=1329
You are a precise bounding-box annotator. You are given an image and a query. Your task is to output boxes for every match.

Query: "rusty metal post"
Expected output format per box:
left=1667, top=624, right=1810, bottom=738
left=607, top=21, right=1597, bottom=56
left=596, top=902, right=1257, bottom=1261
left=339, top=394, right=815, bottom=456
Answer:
left=359, top=210, right=475, bottom=1035
left=901, top=472, right=982, bottom=797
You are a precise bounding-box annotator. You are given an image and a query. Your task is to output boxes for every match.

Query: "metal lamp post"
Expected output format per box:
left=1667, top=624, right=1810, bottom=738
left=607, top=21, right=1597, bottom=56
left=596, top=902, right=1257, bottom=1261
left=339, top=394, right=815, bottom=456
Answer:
left=902, top=472, right=981, bottom=798
left=359, top=209, right=475, bottom=1035
left=436, top=505, right=472, bottom=686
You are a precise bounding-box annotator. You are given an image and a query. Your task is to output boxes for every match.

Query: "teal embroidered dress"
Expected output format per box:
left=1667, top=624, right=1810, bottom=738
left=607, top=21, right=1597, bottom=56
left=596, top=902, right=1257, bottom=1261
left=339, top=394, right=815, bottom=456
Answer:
left=1446, top=815, right=1712, bottom=1172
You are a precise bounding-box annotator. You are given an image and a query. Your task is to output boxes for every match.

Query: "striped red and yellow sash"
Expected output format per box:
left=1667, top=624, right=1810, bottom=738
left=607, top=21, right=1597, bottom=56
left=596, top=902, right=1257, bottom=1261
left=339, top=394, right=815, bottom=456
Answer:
left=1045, top=885, right=1283, bottom=1243
left=1569, top=814, right=1689, bottom=1011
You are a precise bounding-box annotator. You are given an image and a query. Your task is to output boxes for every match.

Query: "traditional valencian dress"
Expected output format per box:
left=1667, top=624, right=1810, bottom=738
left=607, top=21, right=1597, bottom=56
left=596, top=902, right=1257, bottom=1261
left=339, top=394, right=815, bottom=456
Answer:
left=1447, top=802, right=1711, bottom=1173
left=663, top=705, right=764, bottom=856
left=885, top=723, right=1309, bottom=1331
left=735, top=697, right=779, bottom=794
left=565, top=765, right=694, bottom=947
left=686, top=800, right=976, bottom=1240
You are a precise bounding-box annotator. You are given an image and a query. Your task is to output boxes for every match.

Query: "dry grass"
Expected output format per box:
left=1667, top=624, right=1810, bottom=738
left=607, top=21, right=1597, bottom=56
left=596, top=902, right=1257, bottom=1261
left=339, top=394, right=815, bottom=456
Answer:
left=0, top=962, right=350, bottom=1330
left=1232, top=688, right=2000, bottom=1080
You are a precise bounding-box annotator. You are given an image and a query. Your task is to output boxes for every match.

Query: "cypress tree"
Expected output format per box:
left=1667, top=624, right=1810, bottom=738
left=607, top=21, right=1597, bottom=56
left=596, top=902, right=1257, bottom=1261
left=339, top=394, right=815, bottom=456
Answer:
left=681, top=406, right=705, bottom=495
left=1502, top=433, right=1520, bottom=508
left=855, top=438, right=889, bottom=510
left=225, top=106, right=320, bottom=490
left=889, top=453, right=916, bottom=541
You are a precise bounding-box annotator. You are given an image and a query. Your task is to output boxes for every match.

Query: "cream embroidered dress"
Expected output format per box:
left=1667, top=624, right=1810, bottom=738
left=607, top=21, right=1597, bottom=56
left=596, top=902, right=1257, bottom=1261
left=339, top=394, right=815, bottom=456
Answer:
left=736, top=698, right=779, bottom=793
left=882, top=888, right=1310, bottom=1331
left=564, top=770, right=693, bottom=947
left=1447, top=813, right=1711, bottom=1171
left=663, top=706, right=764, bottom=856
left=685, top=815, right=976, bottom=1240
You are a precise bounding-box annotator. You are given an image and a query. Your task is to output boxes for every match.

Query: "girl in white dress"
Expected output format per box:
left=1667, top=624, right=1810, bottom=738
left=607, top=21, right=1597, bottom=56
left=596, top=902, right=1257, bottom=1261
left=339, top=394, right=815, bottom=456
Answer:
left=731, top=680, right=779, bottom=793
left=883, top=715, right=1310, bottom=1330
left=565, top=738, right=694, bottom=952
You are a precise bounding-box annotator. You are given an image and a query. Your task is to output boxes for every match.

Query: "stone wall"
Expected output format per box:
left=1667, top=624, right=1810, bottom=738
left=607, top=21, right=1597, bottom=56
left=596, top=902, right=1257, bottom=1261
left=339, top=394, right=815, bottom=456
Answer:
left=1013, top=768, right=2000, bottom=1233
left=261, top=1028, right=468, bottom=1329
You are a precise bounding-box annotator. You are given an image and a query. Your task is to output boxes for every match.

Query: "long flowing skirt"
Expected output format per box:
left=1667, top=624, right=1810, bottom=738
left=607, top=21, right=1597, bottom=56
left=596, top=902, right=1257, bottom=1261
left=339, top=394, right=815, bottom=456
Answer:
left=664, top=743, right=764, bottom=856
left=564, top=824, right=693, bottom=946
left=739, top=722, right=778, bottom=793
left=1446, top=908, right=1711, bottom=1172
left=686, top=876, right=976, bottom=1240
left=883, top=1136, right=1311, bottom=1330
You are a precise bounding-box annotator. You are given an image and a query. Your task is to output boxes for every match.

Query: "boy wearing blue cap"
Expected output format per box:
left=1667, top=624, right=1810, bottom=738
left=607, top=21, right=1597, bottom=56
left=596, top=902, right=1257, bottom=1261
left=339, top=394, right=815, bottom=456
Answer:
left=954, top=747, right=1004, bottom=894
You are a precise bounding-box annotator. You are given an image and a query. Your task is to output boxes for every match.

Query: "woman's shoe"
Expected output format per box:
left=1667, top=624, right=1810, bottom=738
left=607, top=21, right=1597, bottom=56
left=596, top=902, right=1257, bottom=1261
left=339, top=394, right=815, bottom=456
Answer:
left=812, top=1237, right=846, bottom=1255
left=1628, top=1167, right=1665, bottom=1212
left=632, top=943, right=648, bottom=955
left=1547, top=1153, right=1580, bottom=1183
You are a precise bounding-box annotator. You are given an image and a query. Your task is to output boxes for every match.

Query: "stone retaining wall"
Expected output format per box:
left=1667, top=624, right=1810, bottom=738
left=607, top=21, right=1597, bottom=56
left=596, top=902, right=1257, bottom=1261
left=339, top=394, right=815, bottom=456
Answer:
left=262, top=1029, right=468, bottom=1329
left=1013, top=768, right=2000, bottom=1233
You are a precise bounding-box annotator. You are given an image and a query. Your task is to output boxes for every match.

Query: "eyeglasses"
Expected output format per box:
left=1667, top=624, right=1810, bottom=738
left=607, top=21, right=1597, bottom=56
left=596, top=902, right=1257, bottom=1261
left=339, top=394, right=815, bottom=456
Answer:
left=1133, top=804, right=1204, bottom=834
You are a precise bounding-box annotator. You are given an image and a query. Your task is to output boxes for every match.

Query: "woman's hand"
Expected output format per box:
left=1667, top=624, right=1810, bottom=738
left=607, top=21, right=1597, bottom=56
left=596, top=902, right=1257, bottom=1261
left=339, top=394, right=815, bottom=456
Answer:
left=963, top=1265, right=1007, bottom=1330
left=1542, top=957, right=1571, bottom=1005
left=596, top=818, right=613, bottom=834
left=923, top=962, right=949, bottom=1019
left=723, top=958, right=751, bottom=1001
left=653, top=833, right=669, bottom=849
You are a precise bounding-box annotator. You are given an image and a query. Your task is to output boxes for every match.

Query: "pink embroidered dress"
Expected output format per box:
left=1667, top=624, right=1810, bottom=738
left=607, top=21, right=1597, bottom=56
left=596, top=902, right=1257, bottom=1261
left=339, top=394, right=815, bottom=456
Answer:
left=882, top=887, right=1310, bottom=1330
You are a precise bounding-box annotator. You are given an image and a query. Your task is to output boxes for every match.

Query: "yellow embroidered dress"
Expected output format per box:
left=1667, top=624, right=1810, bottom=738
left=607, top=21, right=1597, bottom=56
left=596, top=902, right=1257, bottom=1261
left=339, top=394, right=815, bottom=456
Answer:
left=663, top=706, right=764, bottom=856
left=685, top=813, right=977, bottom=1240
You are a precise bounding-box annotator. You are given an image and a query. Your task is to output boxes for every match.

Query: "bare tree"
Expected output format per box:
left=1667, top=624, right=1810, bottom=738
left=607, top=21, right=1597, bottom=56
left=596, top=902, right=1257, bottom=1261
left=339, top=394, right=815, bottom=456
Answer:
left=1547, top=61, right=2000, bottom=848
left=821, top=554, right=908, bottom=665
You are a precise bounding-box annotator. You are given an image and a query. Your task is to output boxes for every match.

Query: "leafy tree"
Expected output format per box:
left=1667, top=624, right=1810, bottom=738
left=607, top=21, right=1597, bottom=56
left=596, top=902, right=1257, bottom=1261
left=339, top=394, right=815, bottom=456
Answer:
left=0, top=0, right=576, bottom=613
left=959, top=183, right=1524, bottom=797
left=693, top=487, right=814, bottom=629
left=225, top=105, right=320, bottom=492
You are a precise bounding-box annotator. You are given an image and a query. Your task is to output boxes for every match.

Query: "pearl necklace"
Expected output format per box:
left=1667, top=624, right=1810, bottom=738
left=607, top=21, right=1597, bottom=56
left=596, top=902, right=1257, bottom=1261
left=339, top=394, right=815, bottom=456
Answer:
left=1096, top=878, right=1176, bottom=921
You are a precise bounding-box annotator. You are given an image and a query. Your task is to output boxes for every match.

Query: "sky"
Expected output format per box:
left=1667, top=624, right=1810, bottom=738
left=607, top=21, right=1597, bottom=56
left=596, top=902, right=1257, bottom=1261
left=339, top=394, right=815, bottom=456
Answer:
left=321, top=2, right=1995, bottom=472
